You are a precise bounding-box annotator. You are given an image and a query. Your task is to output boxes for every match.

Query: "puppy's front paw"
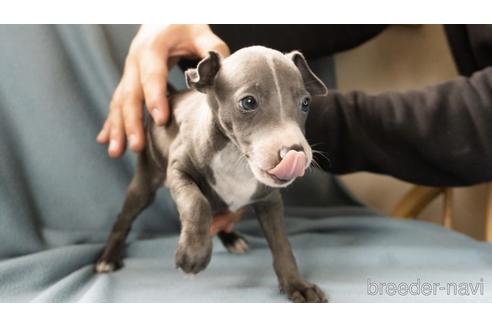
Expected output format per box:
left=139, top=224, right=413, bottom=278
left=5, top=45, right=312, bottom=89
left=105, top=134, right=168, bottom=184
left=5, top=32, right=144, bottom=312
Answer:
left=281, top=279, right=327, bottom=303
left=175, top=236, right=212, bottom=274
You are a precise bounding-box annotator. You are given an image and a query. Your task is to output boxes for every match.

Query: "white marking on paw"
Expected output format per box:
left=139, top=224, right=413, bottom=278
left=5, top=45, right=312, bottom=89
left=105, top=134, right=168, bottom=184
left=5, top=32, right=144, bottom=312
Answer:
left=95, top=261, right=115, bottom=273
left=227, top=238, right=249, bottom=254
left=183, top=272, right=197, bottom=280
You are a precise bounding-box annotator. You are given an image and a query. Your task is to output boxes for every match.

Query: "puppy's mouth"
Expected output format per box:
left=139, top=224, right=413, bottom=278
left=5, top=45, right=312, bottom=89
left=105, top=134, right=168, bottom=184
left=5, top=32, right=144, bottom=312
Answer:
left=252, top=150, right=308, bottom=187
left=267, top=150, right=306, bottom=181
left=264, top=171, right=291, bottom=184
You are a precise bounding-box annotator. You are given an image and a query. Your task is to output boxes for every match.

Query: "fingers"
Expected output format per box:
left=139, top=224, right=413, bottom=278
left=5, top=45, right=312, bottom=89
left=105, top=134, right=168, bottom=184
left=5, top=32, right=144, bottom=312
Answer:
left=139, top=50, right=170, bottom=125
left=97, top=96, right=125, bottom=158
left=209, top=210, right=243, bottom=236
left=122, top=95, right=145, bottom=152
left=97, top=120, right=110, bottom=144
left=121, top=65, right=145, bottom=152
left=107, top=105, right=126, bottom=158
left=224, top=222, right=235, bottom=233
left=209, top=224, right=220, bottom=237
left=209, top=214, right=229, bottom=236
left=98, top=58, right=146, bottom=157
left=194, top=31, right=230, bottom=58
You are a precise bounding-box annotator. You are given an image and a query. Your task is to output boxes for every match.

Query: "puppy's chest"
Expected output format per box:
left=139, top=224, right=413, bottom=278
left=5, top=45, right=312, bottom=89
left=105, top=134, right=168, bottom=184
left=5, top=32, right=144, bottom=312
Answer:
left=206, top=145, right=258, bottom=212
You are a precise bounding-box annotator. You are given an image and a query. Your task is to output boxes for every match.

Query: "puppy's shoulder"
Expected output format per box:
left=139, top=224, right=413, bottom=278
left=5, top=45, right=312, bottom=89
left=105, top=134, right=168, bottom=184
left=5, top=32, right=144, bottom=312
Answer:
left=169, top=89, right=206, bottom=122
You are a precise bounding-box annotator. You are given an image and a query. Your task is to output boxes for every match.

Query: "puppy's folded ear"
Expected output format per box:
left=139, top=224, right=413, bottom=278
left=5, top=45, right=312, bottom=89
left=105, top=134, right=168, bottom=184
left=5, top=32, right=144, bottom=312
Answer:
left=185, top=51, right=221, bottom=93
left=286, top=51, right=328, bottom=96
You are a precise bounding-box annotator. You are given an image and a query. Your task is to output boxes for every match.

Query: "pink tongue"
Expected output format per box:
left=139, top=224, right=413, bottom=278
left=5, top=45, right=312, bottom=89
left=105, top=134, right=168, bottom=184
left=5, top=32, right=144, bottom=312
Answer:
left=268, top=150, right=306, bottom=181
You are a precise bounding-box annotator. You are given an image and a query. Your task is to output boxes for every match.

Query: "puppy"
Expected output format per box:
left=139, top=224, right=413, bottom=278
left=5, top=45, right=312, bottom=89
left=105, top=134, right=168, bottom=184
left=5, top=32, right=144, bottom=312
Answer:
left=96, top=46, right=328, bottom=302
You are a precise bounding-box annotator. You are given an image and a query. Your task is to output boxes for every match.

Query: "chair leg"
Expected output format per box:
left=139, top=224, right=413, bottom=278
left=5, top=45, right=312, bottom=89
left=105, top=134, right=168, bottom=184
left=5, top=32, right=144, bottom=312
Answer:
left=442, top=188, right=453, bottom=229
left=485, top=183, right=492, bottom=242
left=392, top=186, right=444, bottom=219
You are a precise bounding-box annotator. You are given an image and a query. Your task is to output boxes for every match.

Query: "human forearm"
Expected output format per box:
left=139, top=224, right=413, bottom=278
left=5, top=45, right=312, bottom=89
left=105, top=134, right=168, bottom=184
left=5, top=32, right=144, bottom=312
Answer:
left=210, top=24, right=388, bottom=59
left=307, top=67, right=492, bottom=186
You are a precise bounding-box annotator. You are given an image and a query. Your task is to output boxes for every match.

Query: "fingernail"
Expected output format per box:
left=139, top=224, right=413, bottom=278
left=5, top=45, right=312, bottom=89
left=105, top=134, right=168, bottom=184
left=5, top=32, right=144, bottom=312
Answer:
left=128, top=134, right=136, bottom=148
left=109, top=139, right=118, bottom=152
left=152, top=108, right=163, bottom=123
left=96, top=130, right=105, bottom=141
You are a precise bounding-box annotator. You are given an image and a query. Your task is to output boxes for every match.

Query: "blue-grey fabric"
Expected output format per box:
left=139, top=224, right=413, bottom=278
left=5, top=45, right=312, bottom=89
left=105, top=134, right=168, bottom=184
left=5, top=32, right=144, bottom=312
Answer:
left=1, top=25, right=491, bottom=302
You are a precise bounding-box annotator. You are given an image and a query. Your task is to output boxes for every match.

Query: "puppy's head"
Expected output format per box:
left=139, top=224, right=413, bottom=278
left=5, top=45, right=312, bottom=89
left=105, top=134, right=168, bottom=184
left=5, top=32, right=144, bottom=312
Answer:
left=185, top=46, right=327, bottom=187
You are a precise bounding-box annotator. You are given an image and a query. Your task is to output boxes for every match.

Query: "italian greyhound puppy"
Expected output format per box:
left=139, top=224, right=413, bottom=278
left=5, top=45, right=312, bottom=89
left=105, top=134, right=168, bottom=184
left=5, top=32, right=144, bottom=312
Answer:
left=96, top=46, right=328, bottom=302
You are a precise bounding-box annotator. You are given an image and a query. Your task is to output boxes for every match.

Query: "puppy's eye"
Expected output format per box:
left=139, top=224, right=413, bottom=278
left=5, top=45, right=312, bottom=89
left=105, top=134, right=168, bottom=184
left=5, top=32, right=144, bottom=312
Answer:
left=301, top=97, right=311, bottom=113
left=239, top=96, right=258, bottom=111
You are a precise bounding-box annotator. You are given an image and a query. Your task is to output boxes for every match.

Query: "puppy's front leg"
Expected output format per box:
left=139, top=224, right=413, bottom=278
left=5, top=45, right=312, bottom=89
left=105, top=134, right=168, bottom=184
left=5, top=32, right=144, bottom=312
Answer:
left=167, top=166, right=213, bottom=274
left=254, top=191, right=327, bottom=303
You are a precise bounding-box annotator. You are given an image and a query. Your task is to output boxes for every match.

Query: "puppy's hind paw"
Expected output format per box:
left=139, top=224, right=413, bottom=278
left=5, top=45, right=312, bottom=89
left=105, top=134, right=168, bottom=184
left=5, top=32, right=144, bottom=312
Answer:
left=226, top=236, right=249, bottom=254
left=218, top=231, right=249, bottom=254
left=95, top=260, right=116, bottom=273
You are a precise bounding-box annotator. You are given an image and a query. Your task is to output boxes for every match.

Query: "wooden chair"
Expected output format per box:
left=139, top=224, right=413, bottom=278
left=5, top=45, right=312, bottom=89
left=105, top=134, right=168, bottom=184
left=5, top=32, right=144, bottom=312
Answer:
left=392, top=183, right=492, bottom=241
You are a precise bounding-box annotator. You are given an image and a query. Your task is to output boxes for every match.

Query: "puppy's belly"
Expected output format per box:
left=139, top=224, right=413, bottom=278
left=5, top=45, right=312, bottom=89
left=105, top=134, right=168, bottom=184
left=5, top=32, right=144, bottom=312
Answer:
left=208, top=145, right=258, bottom=212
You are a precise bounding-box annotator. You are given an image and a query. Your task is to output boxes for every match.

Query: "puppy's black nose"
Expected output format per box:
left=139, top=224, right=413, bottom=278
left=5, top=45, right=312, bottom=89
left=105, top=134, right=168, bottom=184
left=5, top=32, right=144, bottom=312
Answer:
left=279, top=144, right=304, bottom=159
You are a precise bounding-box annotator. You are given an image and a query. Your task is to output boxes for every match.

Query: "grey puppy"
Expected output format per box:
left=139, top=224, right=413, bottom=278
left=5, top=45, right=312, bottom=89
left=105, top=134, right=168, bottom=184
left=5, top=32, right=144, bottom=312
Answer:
left=96, top=46, right=328, bottom=302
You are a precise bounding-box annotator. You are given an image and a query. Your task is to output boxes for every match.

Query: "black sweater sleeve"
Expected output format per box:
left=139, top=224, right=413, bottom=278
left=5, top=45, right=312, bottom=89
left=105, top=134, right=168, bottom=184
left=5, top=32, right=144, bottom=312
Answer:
left=210, top=25, right=388, bottom=59
left=307, top=66, right=492, bottom=187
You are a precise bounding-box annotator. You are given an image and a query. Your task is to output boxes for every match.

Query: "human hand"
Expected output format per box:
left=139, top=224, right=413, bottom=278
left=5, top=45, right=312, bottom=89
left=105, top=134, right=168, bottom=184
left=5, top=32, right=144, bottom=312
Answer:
left=97, top=24, right=230, bottom=158
left=209, top=209, right=245, bottom=236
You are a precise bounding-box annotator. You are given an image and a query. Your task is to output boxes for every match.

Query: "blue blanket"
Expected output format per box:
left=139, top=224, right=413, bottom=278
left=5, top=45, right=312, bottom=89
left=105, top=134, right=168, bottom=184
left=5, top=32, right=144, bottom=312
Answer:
left=1, top=25, right=491, bottom=302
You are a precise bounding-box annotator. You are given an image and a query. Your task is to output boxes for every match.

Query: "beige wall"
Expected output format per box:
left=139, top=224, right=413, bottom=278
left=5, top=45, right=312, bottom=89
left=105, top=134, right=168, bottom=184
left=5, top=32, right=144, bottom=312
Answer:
left=333, top=25, right=488, bottom=240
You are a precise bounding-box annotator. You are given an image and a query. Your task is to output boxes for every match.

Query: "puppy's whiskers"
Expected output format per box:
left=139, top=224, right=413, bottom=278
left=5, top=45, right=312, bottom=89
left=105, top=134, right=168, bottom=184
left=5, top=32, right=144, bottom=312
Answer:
left=232, top=151, right=248, bottom=170
left=311, top=149, right=332, bottom=168
left=310, top=157, right=322, bottom=172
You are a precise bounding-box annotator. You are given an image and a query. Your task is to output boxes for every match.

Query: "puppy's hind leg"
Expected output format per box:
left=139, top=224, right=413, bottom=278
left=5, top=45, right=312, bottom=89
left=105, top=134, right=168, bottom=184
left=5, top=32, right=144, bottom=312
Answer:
left=213, top=209, right=248, bottom=254
left=218, top=231, right=249, bottom=254
left=96, top=151, right=164, bottom=273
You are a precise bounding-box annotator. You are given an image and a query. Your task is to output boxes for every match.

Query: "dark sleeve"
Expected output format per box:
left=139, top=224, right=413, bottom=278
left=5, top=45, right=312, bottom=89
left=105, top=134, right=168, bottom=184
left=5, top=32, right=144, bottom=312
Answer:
left=210, top=25, right=388, bottom=59
left=306, top=66, right=492, bottom=187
